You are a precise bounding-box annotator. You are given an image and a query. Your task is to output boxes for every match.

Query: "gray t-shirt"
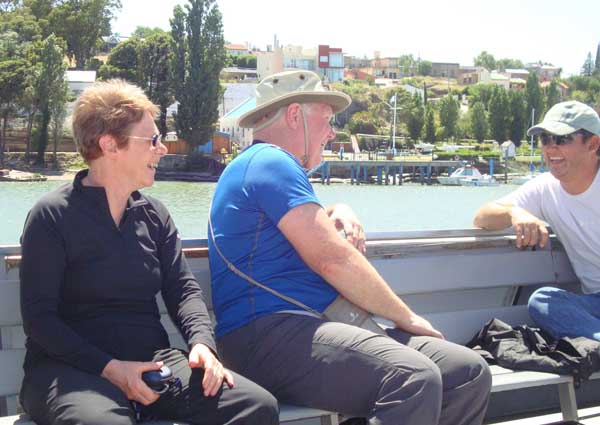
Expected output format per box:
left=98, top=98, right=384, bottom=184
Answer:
left=501, top=170, right=600, bottom=294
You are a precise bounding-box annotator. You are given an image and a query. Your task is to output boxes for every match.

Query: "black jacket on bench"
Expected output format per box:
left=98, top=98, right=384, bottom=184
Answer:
left=468, top=318, right=600, bottom=383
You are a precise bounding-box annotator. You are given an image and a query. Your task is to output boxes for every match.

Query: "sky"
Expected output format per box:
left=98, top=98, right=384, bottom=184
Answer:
left=112, top=0, right=600, bottom=77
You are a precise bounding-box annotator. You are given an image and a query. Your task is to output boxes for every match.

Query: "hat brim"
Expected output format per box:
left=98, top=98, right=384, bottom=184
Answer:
left=238, top=91, right=351, bottom=128
left=527, top=121, right=579, bottom=137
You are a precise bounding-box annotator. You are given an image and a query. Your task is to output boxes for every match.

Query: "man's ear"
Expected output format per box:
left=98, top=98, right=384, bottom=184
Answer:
left=588, top=135, right=600, bottom=155
left=285, top=103, right=303, bottom=130
left=98, top=134, right=118, bottom=156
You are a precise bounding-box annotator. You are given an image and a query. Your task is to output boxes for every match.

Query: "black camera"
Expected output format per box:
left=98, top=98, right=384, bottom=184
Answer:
left=142, top=365, right=178, bottom=394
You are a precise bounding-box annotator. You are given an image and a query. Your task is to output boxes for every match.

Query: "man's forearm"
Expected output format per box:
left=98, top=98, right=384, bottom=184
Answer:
left=316, top=240, right=415, bottom=327
left=473, top=201, right=514, bottom=230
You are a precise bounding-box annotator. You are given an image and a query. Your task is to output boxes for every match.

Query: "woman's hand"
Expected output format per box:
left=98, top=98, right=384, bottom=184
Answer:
left=101, top=359, right=163, bottom=405
left=188, top=343, right=234, bottom=397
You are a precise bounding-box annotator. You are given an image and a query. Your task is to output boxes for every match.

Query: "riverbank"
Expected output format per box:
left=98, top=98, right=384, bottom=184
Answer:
left=2, top=152, right=82, bottom=181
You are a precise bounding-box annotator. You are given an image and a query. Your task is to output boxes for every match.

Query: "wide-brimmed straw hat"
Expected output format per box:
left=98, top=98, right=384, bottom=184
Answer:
left=238, top=70, right=351, bottom=128
left=527, top=100, right=600, bottom=136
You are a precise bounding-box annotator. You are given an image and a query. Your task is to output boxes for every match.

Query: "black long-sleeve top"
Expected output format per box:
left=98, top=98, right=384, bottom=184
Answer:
left=20, top=170, right=215, bottom=376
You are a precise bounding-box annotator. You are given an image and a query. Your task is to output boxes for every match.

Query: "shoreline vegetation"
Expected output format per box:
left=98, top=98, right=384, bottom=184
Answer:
left=0, top=151, right=537, bottom=184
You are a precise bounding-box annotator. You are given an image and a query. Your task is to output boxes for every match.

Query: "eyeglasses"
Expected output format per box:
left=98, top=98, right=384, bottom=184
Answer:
left=129, top=134, right=162, bottom=147
left=540, top=132, right=582, bottom=147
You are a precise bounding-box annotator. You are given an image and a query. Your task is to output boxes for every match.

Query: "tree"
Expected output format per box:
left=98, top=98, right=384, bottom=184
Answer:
left=30, top=34, right=67, bottom=163
left=595, top=43, right=600, bottom=75
left=474, top=51, right=496, bottom=71
left=546, top=79, right=561, bottom=110
left=138, top=32, right=172, bottom=136
left=0, top=55, right=27, bottom=164
left=49, top=77, right=68, bottom=165
left=406, top=92, right=424, bottom=142
left=97, top=37, right=140, bottom=81
left=468, top=83, right=495, bottom=110
left=526, top=72, right=544, bottom=125
left=439, top=94, right=459, bottom=140
left=470, top=101, right=487, bottom=143
left=423, top=104, right=436, bottom=143
left=398, top=54, right=415, bottom=76
left=417, top=60, right=432, bottom=76
left=488, top=86, right=510, bottom=142
left=508, top=90, right=526, bottom=146
left=132, top=25, right=164, bottom=39
left=496, top=58, right=524, bottom=72
left=581, top=52, right=594, bottom=77
left=49, top=0, right=121, bottom=69
left=170, top=0, right=226, bottom=149
left=0, top=25, right=31, bottom=162
left=348, top=111, right=379, bottom=135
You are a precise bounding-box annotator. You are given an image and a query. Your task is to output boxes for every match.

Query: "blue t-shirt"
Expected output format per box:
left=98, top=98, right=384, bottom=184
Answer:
left=209, top=143, right=339, bottom=338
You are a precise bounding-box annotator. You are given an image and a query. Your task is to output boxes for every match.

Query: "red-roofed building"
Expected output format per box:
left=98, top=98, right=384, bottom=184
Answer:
left=225, top=43, right=249, bottom=56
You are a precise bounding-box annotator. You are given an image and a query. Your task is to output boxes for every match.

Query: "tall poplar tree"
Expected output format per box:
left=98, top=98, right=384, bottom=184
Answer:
left=138, top=32, right=173, bottom=136
left=508, top=90, right=526, bottom=146
left=170, top=0, right=225, bottom=149
left=439, top=94, right=459, bottom=141
left=526, top=72, right=544, bottom=125
left=488, top=87, right=510, bottom=143
left=31, top=34, right=68, bottom=163
left=406, top=92, right=424, bottom=142
left=470, top=101, right=487, bottom=143
left=424, top=104, right=436, bottom=144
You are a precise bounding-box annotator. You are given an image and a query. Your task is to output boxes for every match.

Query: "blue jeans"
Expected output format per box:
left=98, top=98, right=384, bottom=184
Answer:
left=528, top=286, right=600, bottom=341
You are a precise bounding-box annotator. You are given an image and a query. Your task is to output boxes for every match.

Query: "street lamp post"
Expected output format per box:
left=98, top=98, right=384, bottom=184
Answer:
left=384, top=95, right=401, bottom=157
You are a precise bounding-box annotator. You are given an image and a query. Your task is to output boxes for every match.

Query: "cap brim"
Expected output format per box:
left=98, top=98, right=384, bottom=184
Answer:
left=238, top=91, right=351, bottom=128
left=527, top=121, right=579, bottom=137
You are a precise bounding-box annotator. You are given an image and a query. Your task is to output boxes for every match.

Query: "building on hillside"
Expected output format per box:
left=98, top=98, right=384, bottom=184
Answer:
left=431, top=62, right=459, bottom=78
left=509, top=78, right=527, bottom=91
left=403, top=84, right=425, bottom=99
left=526, top=64, right=561, bottom=82
left=257, top=44, right=316, bottom=80
left=219, top=83, right=258, bottom=118
left=220, top=97, right=255, bottom=148
left=256, top=48, right=284, bottom=80
left=540, top=80, right=569, bottom=100
left=490, top=71, right=510, bottom=89
left=66, top=70, right=96, bottom=95
left=344, top=68, right=373, bottom=81
left=318, top=45, right=344, bottom=82
left=225, top=43, right=250, bottom=56
left=369, top=55, right=417, bottom=79
left=504, top=68, right=529, bottom=80
left=283, top=45, right=317, bottom=71
left=457, top=66, right=490, bottom=85
left=220, top=67, right=258, bottom=81
left=345, top=56, right=371, bottom=69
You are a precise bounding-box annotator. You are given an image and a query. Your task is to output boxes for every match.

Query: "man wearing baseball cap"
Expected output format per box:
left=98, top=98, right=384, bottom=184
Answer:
left=209, top=70, right=491, bottom=425
left=474, top=100, right=600, bottom=340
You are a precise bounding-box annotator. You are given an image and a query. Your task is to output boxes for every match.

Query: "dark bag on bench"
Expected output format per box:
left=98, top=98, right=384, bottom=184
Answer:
left=467, top=318, right=600, bottom=384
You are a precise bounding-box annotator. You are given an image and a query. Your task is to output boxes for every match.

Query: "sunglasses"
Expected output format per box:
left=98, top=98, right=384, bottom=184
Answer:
left=539, top=132, right=583, bottom=147
left=129, top=134, right=162, bottom=147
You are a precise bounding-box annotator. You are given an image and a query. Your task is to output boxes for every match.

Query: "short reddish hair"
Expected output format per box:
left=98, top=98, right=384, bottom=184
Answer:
left=71, top=79, right=159, bottom=163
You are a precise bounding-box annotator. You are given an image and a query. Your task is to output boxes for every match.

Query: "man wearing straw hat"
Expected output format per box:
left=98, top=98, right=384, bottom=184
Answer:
left=474, top=100, right=600, bottom=341
left=209, top=70, right=491, bottom=424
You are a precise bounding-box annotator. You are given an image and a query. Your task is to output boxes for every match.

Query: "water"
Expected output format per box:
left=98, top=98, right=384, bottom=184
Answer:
left=0, top=180, right=518, bottom=245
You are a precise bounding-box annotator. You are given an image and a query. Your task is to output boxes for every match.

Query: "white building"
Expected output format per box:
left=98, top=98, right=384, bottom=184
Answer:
left=219, top=97, right=256, bottom=149
left=66, top=70, right=96, bottom=95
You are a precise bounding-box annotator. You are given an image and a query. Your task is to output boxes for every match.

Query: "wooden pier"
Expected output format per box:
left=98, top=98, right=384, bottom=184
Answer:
left=314, top=160, right=464, bottom=185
